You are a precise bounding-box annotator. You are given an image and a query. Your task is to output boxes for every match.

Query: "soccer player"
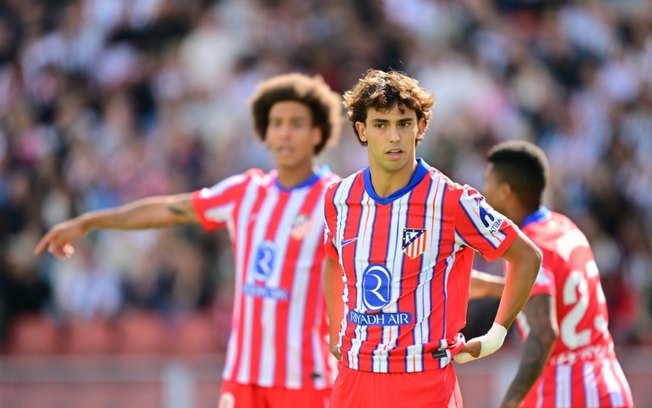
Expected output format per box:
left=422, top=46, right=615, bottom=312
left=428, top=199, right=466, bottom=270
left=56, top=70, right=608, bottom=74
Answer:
left=322, top=69, right=542, bottom=407
left=471, top=140, right=633, bottom=408
left=34, top=73, right=342, bottom=408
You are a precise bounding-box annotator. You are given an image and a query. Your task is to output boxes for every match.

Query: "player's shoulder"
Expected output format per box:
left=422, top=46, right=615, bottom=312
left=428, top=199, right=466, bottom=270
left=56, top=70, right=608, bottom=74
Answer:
left=424, top=164, right=470, bottom=194
left=329, top=168, right=363, bottom=189
left=238, top=168, right=276, bottom=187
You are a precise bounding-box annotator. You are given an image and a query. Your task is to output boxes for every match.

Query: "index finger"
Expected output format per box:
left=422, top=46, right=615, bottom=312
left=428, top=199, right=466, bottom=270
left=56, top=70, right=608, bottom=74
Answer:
left=34, top=231, right=54, bottom=256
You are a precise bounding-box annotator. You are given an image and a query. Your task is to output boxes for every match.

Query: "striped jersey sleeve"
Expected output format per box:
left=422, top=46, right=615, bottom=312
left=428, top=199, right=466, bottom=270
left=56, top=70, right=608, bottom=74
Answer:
left=191, top=169, right=263, bottom=231
left=454, top=185, right=518, bottom=261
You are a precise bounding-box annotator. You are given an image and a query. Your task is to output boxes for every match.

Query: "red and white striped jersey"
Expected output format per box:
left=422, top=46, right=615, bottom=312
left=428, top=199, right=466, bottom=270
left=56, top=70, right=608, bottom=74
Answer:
left=324, top=159, right=518, bottom=373
left=192, top=166, right=339, bottom=390
left=512, top=208, right=633, bottom=407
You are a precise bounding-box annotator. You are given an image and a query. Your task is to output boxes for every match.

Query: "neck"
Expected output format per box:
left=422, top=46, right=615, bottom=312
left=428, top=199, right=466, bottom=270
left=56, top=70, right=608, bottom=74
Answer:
left=276, top=161, right=316, bottom=189
left=506, top=205, right=531, bottom=227
left=368, top=159, right=418, bottom=198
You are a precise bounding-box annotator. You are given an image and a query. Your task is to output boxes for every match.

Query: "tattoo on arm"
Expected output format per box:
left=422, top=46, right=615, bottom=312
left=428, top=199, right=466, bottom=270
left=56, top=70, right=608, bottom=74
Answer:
left=167, top=204, right=189, bottom=216
left=502, top=295, right=557, bottom=406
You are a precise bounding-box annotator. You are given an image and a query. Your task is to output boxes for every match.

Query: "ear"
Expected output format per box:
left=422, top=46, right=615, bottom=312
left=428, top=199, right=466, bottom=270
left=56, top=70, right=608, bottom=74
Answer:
left=355, top=121, right=367, bottom=143
left=416, top=118, right=426, bottom=142
left=312, top=126, right=322, bottom=147
left=499, top=181, right=512, bottom=200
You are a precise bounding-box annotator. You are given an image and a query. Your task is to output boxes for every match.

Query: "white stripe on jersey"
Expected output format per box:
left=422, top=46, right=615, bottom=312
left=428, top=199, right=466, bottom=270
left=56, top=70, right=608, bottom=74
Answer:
left=603, top=359, right=625, bottom=407
left=286, top=191, right=322, bottom=388
left=535, top=380, right=544, bottom=408
left=583, top=362, right=599, bottom=407
left=223, top=178, right=262, bottom=381
left=555, top=364, right=571, bottom=408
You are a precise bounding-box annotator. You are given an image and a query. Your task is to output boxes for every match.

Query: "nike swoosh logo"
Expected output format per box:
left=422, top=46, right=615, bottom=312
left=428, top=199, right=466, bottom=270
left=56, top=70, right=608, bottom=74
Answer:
left=341, top=237, right=358, bottom=247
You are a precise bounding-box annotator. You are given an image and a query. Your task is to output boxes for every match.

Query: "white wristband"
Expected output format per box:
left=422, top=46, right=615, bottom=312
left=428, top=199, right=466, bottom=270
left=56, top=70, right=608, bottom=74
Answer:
left=454, top=322, right=507, bottom=364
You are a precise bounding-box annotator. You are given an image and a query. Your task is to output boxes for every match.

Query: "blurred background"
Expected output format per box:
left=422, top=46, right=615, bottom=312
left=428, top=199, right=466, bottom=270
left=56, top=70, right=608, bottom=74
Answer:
left=0, top=0, right=650, bottom=407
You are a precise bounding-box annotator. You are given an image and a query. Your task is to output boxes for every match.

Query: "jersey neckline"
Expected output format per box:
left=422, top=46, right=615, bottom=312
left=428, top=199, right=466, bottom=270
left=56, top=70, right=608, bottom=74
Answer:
left=363, top=158, right=429, bottom=205
left=521, top=206, right=551, bottom=228
left=273, top=164, right=330, bottom=192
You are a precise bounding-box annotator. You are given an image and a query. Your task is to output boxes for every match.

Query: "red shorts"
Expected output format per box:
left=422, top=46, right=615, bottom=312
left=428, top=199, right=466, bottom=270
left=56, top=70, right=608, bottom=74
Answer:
left=218, top=380, right=331, bottom=408
left=330, top=363, right=463, bottom=408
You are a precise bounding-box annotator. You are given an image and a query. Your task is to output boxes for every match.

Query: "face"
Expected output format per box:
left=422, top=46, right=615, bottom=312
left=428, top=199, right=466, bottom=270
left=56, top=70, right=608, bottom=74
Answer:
left=355, top=105, right=425, bottom=175
left=265, top=101, right=321, bottom=170
left=483, top=164, right=507, bottom=213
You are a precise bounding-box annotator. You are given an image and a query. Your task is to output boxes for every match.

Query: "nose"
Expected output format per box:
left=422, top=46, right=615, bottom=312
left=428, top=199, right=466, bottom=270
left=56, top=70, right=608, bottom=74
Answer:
left=388, top=125, right=400, bottom=143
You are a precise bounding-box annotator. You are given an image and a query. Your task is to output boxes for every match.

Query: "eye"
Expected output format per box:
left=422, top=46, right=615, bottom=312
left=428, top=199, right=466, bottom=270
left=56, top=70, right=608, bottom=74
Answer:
left=373, top=123, right=386, bottom=129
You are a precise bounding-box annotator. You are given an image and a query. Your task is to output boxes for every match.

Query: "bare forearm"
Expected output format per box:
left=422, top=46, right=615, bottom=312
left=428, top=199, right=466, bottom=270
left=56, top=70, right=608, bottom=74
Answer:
left=502, top=335, right=551, bottom=406
left=323, top=258, right=344, bottom=357
left=495, top=232, right=541, bottom=328
left=78, top=194, right=197, bottom=232
left=501, top=295, right=557, bottom=407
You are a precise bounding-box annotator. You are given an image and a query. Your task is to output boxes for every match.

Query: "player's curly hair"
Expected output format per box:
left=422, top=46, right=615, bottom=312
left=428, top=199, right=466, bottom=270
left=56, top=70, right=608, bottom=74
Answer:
left=250, top=73, right=342, bottom=155
left=342, top=69, right=435, bottom=145
left=487, top=140, right=549, bottom=212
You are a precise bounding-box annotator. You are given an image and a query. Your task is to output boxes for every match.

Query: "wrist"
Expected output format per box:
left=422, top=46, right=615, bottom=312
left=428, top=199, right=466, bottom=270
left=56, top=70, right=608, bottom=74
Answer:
left=479, top=322, right=507, bottom=357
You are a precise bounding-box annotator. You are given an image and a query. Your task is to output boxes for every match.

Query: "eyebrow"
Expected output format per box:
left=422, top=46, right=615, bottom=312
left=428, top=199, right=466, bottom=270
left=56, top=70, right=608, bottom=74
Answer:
left=369, top=118, right=414, bottom=124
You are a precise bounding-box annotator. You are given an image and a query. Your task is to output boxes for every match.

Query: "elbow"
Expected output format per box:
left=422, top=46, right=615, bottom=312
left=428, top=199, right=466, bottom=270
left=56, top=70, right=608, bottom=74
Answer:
left=531, top=244, right=543, bottom=269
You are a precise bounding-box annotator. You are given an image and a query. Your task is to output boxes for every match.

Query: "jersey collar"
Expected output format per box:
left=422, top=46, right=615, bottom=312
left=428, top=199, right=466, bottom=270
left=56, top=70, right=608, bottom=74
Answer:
left=273, top=165, right=328, bottom=192
left=521, top=206, right=551, bottom=228
left=363, top=158, right=429, bottom=205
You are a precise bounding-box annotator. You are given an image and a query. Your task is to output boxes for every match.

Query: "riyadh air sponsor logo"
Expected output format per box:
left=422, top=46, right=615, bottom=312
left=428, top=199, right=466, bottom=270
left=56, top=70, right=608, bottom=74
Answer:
left=348, top=310, right=412, bottom=326
left=242, top=284, right=288, bottom=300
left=361, top=264, right=391, bottom=310
left=253, top=241, right=276, bottom=281
left=402, top=228, right=427, bottom=259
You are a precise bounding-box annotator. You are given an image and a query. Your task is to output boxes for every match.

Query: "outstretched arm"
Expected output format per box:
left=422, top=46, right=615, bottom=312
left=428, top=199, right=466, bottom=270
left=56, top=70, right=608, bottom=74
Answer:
left=323, top=257, right=344, bottom=360
left=501, top=294, right=558, bottom=408
left=34, top=193, right=199, bottom=259
left=456, top=229, right=541, bottom=362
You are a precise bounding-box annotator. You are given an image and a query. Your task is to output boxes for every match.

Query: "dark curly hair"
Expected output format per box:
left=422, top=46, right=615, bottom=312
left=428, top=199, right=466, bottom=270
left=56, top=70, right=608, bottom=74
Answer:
left=487, top=140, right=549, bottom=212
left=342, top=69, right=435, bottom=145
left=250, top=73, right=342, bottom=155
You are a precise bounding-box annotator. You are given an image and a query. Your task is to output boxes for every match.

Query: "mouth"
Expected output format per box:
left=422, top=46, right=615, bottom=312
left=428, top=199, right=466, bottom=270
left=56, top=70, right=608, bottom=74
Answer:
left=276, top=146, right=294, bottom=156
left=385, top=148, right=403, bottom=159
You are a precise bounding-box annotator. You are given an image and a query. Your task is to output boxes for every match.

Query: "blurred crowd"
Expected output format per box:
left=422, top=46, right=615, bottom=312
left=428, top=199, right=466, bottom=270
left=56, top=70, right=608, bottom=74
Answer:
left=0, top=0, right=650, bottom=350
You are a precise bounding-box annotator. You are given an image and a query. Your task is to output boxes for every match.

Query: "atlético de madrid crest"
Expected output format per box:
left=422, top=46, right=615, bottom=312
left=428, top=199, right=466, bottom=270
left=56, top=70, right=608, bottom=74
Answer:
left=402, top=228, right=427, bottom=259
left=291, top=214, right=313, bottom=240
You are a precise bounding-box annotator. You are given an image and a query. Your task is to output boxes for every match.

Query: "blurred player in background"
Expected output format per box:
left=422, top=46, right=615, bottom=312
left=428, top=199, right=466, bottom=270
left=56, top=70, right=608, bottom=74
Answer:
left=34, top=73, right=342, bottom=408
left=322, top=69, right=541, bottom=407
left=471, top=140, right=633, bottom=407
